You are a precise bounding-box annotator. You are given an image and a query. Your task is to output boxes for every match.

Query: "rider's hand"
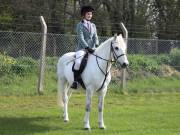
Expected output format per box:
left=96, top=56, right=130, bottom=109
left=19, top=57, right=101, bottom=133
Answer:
left=95, top=44, right=99, bottom=48
left=85, top=47, right=95, bottom=54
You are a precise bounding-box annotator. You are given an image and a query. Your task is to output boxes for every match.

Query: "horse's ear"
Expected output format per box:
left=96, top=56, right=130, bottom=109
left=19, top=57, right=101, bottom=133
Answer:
left=114, top=33, right=117, bottom=40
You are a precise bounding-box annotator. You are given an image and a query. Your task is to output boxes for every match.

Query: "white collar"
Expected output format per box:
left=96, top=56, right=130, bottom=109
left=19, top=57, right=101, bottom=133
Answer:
left=83, top=19, right=91, bottom=24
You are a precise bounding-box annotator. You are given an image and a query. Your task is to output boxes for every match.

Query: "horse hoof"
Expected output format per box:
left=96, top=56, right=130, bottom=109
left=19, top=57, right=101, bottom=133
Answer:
left=99, top=124, right=106, bottom=129
left=99, top=122, right=106, bottom=129
left=84, top=127, right=91, bottom=131
left=64, top=119, right=69, bottom=122
left=99, top=126, right=106, bottom=129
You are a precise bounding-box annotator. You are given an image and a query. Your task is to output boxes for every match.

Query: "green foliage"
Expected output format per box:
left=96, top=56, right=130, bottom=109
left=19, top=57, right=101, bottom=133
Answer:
left=0, top=54, right=179, bottom=95
left=0, top=15, right=12, bottom=23
left=169, top=48, right=180, bottom=70
left=0, top=53, right=16, bottom=76
left=0, top=1, right=179, bottom=38
left=46, top=57, right=58, bottom=66
left=151, top=48, right=180, bottom=71
left=128, top=55, right=160, bottom=73
left=0, top=54, right=37, bottom=76
left=156, top=54, right=171, bottom=65
left=156, top=48, right=180, bottom=71
left=11, top=57, right=38, bottom=75
left=45, top=57, right=58, bottom=72
left=128, top=51, right=180, bottom=79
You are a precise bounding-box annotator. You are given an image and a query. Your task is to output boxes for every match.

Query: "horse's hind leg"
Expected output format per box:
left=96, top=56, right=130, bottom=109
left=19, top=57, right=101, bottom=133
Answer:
left=63, top=82, right=70, bottom=122
left=98, top=87, right=107, bottom=129
left=58, top=77, right=70, bottom=122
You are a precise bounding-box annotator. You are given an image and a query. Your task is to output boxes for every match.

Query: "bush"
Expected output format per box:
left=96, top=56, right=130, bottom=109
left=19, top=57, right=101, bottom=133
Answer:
left=128, top=55, right=160, bottom=73
left=0, top=54, right=38, bottom=76
left=169, top=48, right=180, bottom=71
left=11, top=57, right=37, bottom=75
left=0, top=53, right=16, bottom=76
left=46, top=57, right=58, bottom=66
left=156, top=54, right=171, bottom=65
left=45, top=57, right=58, bottom=72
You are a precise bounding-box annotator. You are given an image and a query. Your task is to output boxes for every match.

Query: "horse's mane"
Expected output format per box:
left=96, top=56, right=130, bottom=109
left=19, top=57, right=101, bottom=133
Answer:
left=95, top=35, right=126, bottom=54
left=96, top=37, right=113, bottom=52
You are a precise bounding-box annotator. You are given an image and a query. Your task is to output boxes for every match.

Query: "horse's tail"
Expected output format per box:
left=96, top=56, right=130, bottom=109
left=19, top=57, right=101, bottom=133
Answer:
left=57, top=58, right=65, bottom=107
left=57, top=53, right=74, bottom=108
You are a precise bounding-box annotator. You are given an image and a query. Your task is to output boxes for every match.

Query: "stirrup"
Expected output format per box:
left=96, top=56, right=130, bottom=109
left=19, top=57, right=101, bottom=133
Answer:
left=70, top=81, right=79, bottom=89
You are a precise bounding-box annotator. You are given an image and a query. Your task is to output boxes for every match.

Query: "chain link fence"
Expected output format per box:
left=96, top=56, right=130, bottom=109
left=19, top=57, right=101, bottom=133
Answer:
left=0, top=31, right=180, bottom=95
left=1, top=31, right=179, bottom=58
left=128, top=38, right=179, bottom=54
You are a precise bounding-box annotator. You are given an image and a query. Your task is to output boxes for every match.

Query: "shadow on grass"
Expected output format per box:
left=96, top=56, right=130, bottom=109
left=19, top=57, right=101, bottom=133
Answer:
left=0, top=116, right=62, bottom=135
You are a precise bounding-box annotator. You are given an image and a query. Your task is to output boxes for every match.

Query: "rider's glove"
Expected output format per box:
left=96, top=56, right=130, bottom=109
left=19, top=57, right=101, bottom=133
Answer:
left=85, top=47, right=95, bottom=54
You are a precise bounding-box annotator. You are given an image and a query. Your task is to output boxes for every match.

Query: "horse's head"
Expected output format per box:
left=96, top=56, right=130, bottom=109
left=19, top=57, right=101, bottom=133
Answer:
left=111, top=34, right=129, bottom=68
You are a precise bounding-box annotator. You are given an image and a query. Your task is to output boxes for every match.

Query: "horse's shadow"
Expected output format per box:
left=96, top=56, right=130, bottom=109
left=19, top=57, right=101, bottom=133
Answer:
left=0, top=116, right=62, bottom=135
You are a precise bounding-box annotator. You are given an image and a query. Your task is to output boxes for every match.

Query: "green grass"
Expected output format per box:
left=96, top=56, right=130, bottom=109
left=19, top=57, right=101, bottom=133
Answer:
left=0, top=92, right=180, bottom=135
left=0, top=74, right=38, bottom=95
left=0, top=70, right=57, bottom=96
left=0, top=71, right=180, bottom=96
left=125, top=76, right=180, bottom=93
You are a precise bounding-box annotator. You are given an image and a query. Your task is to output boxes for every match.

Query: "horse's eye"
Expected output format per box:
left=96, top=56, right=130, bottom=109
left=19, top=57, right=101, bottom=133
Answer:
left=114, top=47, right=119, bottom=50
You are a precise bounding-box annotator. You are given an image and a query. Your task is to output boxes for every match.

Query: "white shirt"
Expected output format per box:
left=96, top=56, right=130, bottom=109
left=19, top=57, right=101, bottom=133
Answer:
left=83, top=19, right=91, bottom=32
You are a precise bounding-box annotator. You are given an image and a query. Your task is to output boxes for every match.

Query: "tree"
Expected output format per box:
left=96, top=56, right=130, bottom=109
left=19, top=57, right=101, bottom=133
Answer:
left=0, top=0, right=179, bottom=39
left=152, top=0, right=180, bottom=40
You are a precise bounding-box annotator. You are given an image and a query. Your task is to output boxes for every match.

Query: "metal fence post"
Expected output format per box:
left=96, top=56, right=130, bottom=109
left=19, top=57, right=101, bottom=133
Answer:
left=120, top=22, right=128, bottom=89
left=155, top=37, right=158, bottom=55
left=37, top=16, right=47, bottom=95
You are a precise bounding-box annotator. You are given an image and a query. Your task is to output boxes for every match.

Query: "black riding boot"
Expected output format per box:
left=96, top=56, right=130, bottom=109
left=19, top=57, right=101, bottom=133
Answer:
left=71, top=70, right=80, bottom=89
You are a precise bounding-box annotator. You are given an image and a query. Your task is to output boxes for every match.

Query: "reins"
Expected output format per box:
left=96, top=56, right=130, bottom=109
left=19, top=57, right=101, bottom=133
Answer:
left=66, top=41, right=126, bottom=92
left=92, top=42, right=125, bottom=92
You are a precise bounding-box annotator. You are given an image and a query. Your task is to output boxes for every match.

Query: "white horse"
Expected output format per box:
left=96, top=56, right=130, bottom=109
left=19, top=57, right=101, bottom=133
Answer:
left=57, top=34, right=129, bottom=130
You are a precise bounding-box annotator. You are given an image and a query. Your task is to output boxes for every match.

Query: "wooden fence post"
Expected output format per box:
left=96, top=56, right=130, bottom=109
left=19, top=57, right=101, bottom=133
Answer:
left=120, top=22, right=128, bottom=89
left=37, top=16, right=47, bottom=95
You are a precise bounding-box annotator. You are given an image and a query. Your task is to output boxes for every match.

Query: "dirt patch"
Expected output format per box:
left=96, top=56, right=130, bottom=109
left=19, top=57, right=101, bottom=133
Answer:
left=111, top=65, right=180, bottom=79
left=158, top=64, right=180, bottom=77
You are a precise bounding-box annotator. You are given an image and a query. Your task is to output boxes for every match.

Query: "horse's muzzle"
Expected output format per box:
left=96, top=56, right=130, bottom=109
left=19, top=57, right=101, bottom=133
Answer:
left=121, top=62, right=129, bottom=68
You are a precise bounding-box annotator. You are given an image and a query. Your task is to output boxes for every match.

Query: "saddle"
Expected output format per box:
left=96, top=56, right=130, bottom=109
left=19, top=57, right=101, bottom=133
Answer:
left=72, top=52, right=89, bottom=89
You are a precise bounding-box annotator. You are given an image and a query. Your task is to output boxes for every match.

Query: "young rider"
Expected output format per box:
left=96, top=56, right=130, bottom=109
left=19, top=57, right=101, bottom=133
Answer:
left=71, top=5, right=99, bottom=89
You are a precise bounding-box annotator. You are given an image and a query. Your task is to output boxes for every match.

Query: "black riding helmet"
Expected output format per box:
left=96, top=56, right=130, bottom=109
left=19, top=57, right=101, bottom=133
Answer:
left=81, top=6, right=94, bottom=16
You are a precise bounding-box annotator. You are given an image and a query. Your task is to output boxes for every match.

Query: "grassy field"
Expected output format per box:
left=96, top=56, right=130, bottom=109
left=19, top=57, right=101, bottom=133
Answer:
left=0, top=92, right=180, bottom=135
left=0, top=71, right=180, bottom=96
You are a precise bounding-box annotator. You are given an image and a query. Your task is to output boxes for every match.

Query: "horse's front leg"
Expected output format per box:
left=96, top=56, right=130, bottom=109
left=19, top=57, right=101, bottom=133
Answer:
left=98, top=87, right=107, bottom=129
left=84, top=89, right=93, bottom=130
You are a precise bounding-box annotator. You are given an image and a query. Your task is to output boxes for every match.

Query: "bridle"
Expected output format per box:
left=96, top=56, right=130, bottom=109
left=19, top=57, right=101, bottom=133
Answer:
left=92, top=42, right=125, bottom=63
left=91, top=41, right=126, bottom=91
left=110, top=42, right=125, bottom=62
